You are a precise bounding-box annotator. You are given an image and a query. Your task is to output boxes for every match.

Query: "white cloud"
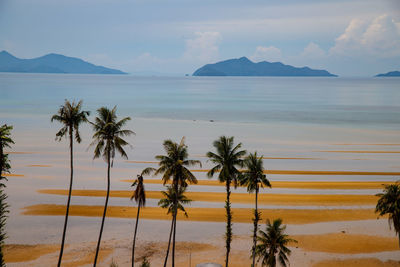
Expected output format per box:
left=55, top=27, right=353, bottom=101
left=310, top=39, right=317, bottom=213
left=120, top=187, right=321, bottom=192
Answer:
left=183, top=32, right=222, bottom=63
left=250, top=46, right=282, bottom=62
left=301, top=42, right=326, bottom=59
left=330, top=14, right=400, bottom=58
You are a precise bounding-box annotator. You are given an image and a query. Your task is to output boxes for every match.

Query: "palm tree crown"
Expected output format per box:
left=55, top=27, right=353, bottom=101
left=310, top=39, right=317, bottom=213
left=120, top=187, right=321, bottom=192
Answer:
left=240, top=152, right=271, bottom=192
left=0, top=124, right=14, bottom=181
left=131, top=173, right=146, bottom=208
left=90, top=106, right=134, bottom=163
left=51, top=99, right=90, bottom=143
left=152, top=138, right=201, bottom=187
left=206, top=136, right=246, bottom=187
left=256, top=219, right=297, bottom=267
left=376, top=181, right=400, bottom=246
left=158, top=185, right=192, bottom=218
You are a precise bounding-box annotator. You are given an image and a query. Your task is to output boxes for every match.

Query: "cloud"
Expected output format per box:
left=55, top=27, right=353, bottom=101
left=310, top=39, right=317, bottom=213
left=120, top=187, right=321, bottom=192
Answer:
left=301, top=42, right=326, bottom=59
left=250, top=46, right=282, bottom=62
left=330, top=14, right=400, bottom=58
left=183, top=32, right=222, bottom=63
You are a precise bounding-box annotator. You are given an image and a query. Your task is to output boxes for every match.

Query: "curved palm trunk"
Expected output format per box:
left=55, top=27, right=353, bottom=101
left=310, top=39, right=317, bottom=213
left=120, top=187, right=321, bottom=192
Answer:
left=252, top=186, right=259, bottom=267
left=225, top=178, right=232, bottom=267
left=93, top=150, right=111, bottom=267
left=57, top=128, right=74, bottom=267
left=163, top=216, right=175, bottom=267
left=172, top=182, right=179, bottom=267
left=132, top=205, right=141, bottom=267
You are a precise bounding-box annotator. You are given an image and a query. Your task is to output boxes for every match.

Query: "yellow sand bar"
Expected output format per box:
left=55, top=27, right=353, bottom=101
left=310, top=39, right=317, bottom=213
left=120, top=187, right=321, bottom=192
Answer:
left=293, top=233, right=399, bottom=253
left=313, top=258, right=400, bottom=267
left=121, top=179, right=388, bottom=189
left=39, top=189, right=378, bottom=206
left=189, top=169, right=400, bottom=176
left=317, top=150, right=400, bottom=153
left=23, top=205, right=381, bottom=224
left=4, top=244, right=60, bottom=263
left=27, top=164, right=52, bottom=167
left=1, top=173, right=24, bottom=177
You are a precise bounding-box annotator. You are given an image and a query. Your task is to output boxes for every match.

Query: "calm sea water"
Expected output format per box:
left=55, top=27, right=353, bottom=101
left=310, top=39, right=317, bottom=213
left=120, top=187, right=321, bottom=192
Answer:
left=1, top=73, right=400, bottom=130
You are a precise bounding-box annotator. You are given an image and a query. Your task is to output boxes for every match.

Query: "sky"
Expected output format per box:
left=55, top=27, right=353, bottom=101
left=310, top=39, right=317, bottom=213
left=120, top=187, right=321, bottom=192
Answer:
left=0, top=0, right=399, bottom=76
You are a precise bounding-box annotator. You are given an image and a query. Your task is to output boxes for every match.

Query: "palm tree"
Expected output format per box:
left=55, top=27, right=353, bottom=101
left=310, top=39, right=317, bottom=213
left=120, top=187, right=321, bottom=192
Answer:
left=240, top=152, right=271, bottom=267
left=51, top=100, right=90, bottom=267
left=90, top=106, right=134, bottom=267
left=376, top=180, right=400, bottom=246
left=255, top=219, right=297, bottom=267
left=130, top=169, right=150, bottom=267
left=158, top=185, right=191, bottom=267
left=0, top=124, right=14, bottom=267
left=150, top=138, right=200, bottom=267
left=206, top=136, right=246, bottom=267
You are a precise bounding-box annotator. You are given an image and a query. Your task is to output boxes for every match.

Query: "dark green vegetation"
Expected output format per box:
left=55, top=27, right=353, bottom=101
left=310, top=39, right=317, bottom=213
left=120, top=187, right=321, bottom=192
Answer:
left=90, top=106, right=134, bottom=267
left=240, top=152, right=271, bottom=267
left=376, top=181, right=400, bottom=246
left=0, top=124, right=13, bottom=267
left=255, top=219, right=297, bottom=267
left=193, top=57, right=337, bottom=77
left=207, top=136, right=246, bottom=267
left=0, top=50, right=126, bottom=74
left=51, top=100, right=90, bottom=267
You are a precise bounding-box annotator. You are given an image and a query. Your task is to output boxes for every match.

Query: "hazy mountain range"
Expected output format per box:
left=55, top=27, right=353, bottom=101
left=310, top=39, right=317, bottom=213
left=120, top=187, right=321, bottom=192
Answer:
left=193, top=57, right=338, bottom=77
left=0, top=51, right=126, bottom=74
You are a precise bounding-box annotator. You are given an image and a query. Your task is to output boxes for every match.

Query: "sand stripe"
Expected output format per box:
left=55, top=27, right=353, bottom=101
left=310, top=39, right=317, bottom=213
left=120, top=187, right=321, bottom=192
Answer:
left=120, top=179, right=389, bottom=189
left=293, top=233, right=399, bottom=254
left=189, top=169, right=400, bottom=176
left=125, top=160, right=158, bottom=164
left=38, top=189, right=378, bottom=206
left=1, top=173, right=24, bottom=177
left=313, top=258, right=400, bottom=267
left=27, top=165, right=52, bottom=167
left=316, top=150, right=400, bottom=153
left=22, top=204, right=381, bottom=224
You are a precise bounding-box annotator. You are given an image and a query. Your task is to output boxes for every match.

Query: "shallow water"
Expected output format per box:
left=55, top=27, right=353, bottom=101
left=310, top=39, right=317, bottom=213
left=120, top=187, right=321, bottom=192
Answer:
left=1, top=73, right=399, bottom=246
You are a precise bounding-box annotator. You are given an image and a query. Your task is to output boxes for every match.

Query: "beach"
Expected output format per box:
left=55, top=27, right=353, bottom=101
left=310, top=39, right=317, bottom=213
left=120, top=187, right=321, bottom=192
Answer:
left=2, top=74, right=400, bottom=266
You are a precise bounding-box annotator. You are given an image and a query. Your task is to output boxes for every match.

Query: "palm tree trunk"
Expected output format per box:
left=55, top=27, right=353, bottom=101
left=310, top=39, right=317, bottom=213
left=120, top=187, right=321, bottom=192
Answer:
left=172, top=183, right=178, bottom=267
left=163, top=216, right=175, bottom=267
left=93, top=150, right=111, bottom=267
left=57, top=128, right=73, bottom=267
left=252, top=186, right=259, bottom=267
left=172, top=210, right=177, bottom=267
left=132, top=205, right=141, bottom=267
left=225, top=178, right=232, bottom=267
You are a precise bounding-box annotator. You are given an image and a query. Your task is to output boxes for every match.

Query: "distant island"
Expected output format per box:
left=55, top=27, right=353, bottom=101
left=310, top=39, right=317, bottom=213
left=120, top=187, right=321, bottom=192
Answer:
left=0, top=50, right=126, bottom=74
left=375, top=71, right=400, bottom=77
left=193, top=57, right=337, bottom=77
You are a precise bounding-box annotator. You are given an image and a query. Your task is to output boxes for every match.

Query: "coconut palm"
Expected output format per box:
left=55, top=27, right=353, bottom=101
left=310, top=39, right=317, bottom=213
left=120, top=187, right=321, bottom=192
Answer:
left=158, top=185, right=191, bottom=267
left=376, top=181, right=400, bottom=246
left=130, top=169, right=151, bottom=267
left=51, top=100, right=90, bottom=267
left=150, top=138, right=200, bottom=267
left=0, top=124, right=14, bottom=185
left=240, top=152, right=271, bottom=267
left=206, top=136, right=246, bottom=267
left=90, top=106, right=134, bottom=267
left=255, top=219, right=296, bottom=267
left=0, top=124, right=13, bottom=267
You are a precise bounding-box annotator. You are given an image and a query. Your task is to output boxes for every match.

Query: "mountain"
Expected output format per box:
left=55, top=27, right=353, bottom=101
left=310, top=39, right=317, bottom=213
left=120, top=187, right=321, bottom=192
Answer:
left=0, top=51, right=126, bottom=74
left=375, top=71, right=400, bottom=77
left=193, top=57, right=337, bottom=77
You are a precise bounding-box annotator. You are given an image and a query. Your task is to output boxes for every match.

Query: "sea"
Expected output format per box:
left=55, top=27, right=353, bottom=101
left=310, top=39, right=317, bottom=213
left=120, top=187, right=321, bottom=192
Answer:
left=1, top=73, right=400, bottom=250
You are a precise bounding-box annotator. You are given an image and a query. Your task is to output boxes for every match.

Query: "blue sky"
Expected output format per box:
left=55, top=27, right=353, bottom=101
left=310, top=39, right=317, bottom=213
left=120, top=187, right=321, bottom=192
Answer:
left=0, top=0, right=399, bottom=76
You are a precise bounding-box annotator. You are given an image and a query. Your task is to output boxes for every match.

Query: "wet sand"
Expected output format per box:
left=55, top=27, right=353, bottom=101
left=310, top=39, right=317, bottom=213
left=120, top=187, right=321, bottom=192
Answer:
left=120, top=179, right=388, bottom=189
left=313, top=258, right=400, bottom=267
left=189, top=169, right=400, bottom=176
left=22, top=204, right=382, bottom=224
left=38, top=189, right=379, bottom=206
left=293, top=233, right=399, bottom=253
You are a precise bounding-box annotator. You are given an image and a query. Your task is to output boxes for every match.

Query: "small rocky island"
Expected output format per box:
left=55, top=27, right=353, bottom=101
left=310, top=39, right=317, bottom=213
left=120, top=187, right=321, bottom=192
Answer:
left=193, top=57, right=337, bottom=77
left=375, top=71, right=400, bottom=77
